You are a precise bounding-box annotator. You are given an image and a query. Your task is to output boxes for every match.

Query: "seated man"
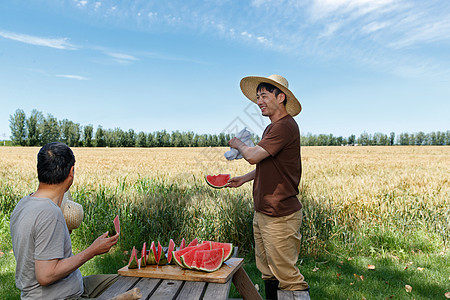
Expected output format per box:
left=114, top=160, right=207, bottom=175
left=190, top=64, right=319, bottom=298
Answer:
left=10, top=142, right=119, bottom=299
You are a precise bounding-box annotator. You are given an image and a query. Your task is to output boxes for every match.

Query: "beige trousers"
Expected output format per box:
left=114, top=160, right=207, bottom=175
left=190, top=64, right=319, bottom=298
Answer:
left=253, top=210, right=309, bottom=291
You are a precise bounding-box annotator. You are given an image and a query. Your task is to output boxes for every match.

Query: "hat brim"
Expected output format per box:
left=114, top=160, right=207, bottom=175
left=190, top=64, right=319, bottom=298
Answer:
left=240, top=76, right=302, bottom=116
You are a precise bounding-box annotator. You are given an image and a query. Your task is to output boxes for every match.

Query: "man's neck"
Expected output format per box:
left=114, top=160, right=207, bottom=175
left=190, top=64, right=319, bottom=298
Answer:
left=269, top=110, right=289, bottom=123
left=31, top=183, right=67, bottom=207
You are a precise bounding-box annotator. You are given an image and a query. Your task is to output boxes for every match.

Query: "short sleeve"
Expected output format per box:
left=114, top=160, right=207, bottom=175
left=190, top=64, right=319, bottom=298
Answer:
left=34, top=208, right=67, bottom=261
left=258, top=121, right=293, bottom=157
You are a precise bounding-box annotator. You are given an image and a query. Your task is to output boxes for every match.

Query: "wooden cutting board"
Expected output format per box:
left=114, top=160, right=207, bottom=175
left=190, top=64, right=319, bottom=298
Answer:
left=118, top=258, right=243, bottom=284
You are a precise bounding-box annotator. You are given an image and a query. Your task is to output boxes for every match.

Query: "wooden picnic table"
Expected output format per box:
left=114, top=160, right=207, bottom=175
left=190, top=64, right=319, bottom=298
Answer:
left=98, top=257, right=262, bottom=300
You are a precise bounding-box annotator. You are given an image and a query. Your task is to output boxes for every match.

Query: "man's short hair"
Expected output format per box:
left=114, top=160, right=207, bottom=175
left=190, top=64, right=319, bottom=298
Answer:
left=256, top=82, right=287, bottom=106
left=37, top=142, right=75, bottom=184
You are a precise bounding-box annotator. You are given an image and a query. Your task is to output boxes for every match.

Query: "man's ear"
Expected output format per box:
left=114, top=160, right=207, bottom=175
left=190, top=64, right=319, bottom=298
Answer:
left=277, top=92, right=286, bottom=104
left=69, top=166, right=75, bottom=178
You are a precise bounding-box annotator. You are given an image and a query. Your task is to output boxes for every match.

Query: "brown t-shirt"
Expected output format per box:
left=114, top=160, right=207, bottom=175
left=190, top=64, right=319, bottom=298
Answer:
left=253, top=114, right=302, bottom=217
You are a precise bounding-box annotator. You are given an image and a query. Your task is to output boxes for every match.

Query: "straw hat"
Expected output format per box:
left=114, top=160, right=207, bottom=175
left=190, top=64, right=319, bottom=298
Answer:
left=61, top=191, right=84, bottom=231
left=240, top=74, right=302, bottom=116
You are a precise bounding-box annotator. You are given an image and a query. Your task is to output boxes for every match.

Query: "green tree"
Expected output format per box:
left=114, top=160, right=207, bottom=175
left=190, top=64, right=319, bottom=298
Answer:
left=95, top=126, right=105, bottom=147
left=83, top=125, right=94, bottom=147
left=40, top=114, right=60, bottom=144
left=26, top=109, right=44, bottom=146
left=9, top=109, right=27, bottom=146
left=136, top=131, right=147, bottom=147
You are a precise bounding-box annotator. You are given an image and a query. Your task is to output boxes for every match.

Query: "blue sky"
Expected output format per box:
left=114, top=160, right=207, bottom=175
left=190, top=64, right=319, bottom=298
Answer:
left=0, top=0, right=449, bottom=140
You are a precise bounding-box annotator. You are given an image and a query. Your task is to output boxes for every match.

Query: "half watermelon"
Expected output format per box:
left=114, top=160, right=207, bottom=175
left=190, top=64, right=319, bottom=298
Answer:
left=205, top=174, right=230, bottom=189
left=172, top=245, right=197, bottom=268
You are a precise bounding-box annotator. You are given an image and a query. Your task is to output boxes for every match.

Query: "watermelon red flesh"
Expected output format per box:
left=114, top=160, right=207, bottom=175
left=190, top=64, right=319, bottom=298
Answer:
left=205, top=174, right=230, bottom=188
left=195, top=248, right=224, bottom=272
left=187, top=238, right=198, bottom=247
left=179, top=238, right=186, bottom=250
left=167, top=239, right=175, bottom=264
left=113, top=215, right=120, bottom=235
left=156, top=241, right=162, bottom=264
left=210, top=242, right=233, bottom=261
left=180, top=242, right=212, bottom=268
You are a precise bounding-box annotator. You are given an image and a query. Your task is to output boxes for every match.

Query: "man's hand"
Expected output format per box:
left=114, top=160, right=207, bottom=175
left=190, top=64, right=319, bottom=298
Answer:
left=228, top=138, right=270, bottom=165
left=227, top=176, right=247, bottom=188
left=226, top=170, right=256, bottom=188
left=228, top=137, right=243, bottom=149
left=88, top=231, right=119, bottom=256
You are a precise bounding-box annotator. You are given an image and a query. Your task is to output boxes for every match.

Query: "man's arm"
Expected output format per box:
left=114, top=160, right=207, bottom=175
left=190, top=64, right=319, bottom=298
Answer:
left=227, top=169, right=256, bottom=188
left=228, top=137, right=270, bottom=165
left=35, top=232, right=119, bottom=286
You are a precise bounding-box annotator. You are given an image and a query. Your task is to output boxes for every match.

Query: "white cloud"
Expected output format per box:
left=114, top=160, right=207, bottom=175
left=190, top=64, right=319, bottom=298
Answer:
left=106, top=52, right=139, bottom=64
left=0, top=30, right=77, bottom=50
left=361, top=21, right=389, bottom=33
left=56, top=74, right=90, bottom=80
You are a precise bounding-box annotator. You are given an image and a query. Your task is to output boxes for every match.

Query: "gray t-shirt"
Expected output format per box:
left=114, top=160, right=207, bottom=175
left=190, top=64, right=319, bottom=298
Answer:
left=10, top=195, right=83, bottom=300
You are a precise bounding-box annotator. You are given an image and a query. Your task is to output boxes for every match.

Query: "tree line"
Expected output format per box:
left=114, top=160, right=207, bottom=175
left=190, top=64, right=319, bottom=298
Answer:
left=7, top=109, right=450, bottom=147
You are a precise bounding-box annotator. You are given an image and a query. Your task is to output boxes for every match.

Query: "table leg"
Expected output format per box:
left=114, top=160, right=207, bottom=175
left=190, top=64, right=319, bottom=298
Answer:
left=232, top=267, right=262, bottom=300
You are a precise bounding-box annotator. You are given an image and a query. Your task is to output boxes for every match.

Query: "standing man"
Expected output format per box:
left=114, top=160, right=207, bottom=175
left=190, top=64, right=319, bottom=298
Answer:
left=10, top=142, right=119, bottom=299
left=228, top=75, right=309, bottom=300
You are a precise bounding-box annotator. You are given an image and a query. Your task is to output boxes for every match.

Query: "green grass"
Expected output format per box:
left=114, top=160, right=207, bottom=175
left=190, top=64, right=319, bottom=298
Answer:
left=1, top=178, right=449, bottom=299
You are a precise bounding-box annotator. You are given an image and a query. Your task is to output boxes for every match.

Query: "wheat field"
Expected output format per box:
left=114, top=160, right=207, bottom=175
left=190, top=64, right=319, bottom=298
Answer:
left=1, top=145, right=449, bottom=254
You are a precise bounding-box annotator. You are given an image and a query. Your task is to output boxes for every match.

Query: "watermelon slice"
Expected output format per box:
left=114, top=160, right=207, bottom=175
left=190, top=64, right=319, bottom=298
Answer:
left=128, top=246, right=139, bottom=269
left=179, top=238, right=186, bottom=250
left=147, top=241, right=157, bottom=265
left=205, top=174, right=230, bottom=189
left=140, top=242, right=147, bottom=267
left=180, top=242, right=211, bottom=268
left=187, top=237, right=199, bottom=247
left=167, top=239, right=176, bottom=265
left=109, top=215, right=120, bottom=236
left=194, top=248, right=224, bottom=272
left=172, top=245, right=197, bottom=268
left=114, top=215, right=120, bottom=235
left=156, top=241, right=168, bottom=265
left=210, top=242, right=233, bottom=261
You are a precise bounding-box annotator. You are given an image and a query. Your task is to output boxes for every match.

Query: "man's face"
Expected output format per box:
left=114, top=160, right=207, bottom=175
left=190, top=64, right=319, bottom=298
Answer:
left=256, top=87, right=282, bottom=117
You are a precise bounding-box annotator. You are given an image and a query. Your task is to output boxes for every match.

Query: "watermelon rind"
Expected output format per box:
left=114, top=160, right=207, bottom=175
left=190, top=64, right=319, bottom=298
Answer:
left=205, top=174, right=230, bottom=189
left=197, top=248, right=224, bottom=272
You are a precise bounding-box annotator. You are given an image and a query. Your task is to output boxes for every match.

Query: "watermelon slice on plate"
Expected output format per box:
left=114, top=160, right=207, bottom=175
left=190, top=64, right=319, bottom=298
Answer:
left=147, top=241, right=157, bottom=265
left=205, top=174, right=230, bottom=189
left=128, top=246, right=139, bottom=269
left=167, top=239, right=176, bottom=265
left=140, top=242, right=147, bottom=267
left=187, top=237, right=199, bottom=247
left=180, top=242, right=211, bottom=268
left=179, top=238, right=186, bottom=250
left=194, top=248, right=224, bottom=272
left=172, top=245, right=197, bottom=268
